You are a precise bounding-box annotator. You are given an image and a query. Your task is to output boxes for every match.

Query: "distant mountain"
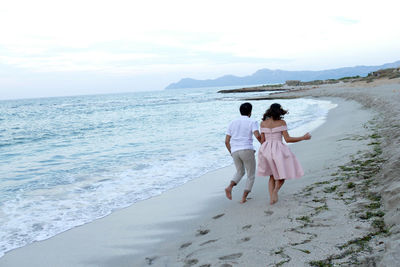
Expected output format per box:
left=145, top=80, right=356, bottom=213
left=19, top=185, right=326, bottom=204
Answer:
left=165, top=60, right=400, bottom=89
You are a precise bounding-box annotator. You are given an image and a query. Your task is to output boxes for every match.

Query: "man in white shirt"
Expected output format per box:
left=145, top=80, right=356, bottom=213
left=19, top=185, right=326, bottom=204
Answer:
left=225, top=102, right=261, bottom=203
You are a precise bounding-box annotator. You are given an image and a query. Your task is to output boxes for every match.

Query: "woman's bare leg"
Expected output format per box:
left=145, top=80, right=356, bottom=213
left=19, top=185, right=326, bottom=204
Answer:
left=272, top=179, right=285, bottom=204
left=268, top=176, right=275, bottom=204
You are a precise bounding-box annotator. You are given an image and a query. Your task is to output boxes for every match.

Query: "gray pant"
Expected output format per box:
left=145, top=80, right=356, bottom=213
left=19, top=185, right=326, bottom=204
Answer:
left=231, top=149, right=256, bottom=192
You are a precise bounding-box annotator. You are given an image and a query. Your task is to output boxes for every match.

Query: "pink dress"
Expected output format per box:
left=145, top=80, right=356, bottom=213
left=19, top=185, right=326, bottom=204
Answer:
left=257, top=126, right=304, bottom=180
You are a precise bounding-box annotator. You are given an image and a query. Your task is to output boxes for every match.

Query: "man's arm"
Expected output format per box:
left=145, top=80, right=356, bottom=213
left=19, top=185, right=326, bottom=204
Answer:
left=254, top=130, right=261, bottom=143
left=252, top=120, right=261, bottom=144
left=225, top=135, right=231, bottom=154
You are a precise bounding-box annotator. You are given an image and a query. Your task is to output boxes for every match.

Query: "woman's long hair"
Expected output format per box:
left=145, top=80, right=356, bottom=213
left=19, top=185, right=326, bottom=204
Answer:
left=262, top=103, right=288, bottom=121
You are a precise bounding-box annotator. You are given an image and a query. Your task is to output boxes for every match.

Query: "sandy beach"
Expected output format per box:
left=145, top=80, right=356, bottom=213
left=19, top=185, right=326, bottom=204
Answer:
left=1, top=78, right=399, bottom=267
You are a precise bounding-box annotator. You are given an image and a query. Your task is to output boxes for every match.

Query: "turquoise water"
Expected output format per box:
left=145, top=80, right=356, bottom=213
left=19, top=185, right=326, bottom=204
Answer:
left=0, top=87, right=336, bottom=257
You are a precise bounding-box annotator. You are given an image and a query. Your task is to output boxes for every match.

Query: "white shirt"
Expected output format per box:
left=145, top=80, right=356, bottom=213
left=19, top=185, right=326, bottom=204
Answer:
left=226, top=115, right=259, bottom=153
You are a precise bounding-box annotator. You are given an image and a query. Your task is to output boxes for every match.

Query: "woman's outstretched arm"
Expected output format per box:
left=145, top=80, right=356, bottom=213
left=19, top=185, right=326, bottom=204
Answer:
left=282, top=130, right=311, bottom=143
left=281, top=121, right=311, bottom=143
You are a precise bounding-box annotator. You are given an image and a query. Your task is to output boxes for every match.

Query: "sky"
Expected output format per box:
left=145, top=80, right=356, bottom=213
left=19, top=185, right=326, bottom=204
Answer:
left=0, top=0, right=400, bottom=100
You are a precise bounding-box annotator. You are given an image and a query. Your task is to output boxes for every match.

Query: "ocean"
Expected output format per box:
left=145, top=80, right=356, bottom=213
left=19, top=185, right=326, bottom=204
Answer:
left=0, top=87, right=336, bottom=257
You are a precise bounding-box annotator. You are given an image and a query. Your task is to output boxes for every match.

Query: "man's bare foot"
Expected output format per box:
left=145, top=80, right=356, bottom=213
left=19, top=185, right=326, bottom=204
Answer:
left=225, top=187, right=232, bottom=200
left=240, top=198, right=247, bottom=204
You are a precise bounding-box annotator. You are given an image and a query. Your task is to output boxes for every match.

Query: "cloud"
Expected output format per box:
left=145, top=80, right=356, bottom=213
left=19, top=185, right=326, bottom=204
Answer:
left=0, top=0, right=400, bottom=98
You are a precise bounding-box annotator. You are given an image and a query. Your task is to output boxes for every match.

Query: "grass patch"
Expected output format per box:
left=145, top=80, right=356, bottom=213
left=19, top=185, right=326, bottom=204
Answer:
left=366, top=192, right=381, bottom=202
left=359, top=159, right=375, bottom=166
left=314, top=203, right=329, bottom=214
left=312, top=197, right=326, bottom=203
left=359, top=210, right=385, bottom=220
left=309, top=259, right=333, bottom=267
left=304, top=185, right=315, bottom=191
left=290, top=239, right=312, bottom=246
left=296, top=248, right=311, bottom=254
left=338, top=234, right=372, bottom=250
left=373, top=146, right=383, bottom=155
left=366, top=202, right=381, bottom=209
left=339, top=165, right=355, bottom=172
left=323, top=185, right=338, bottom=193
left=313, top=181, right=330, bottom=186
left=372, top=218, right=388, bottom=233
left=338, top=135, right=366, bottom=141
left=275, top=258, right=290, bottom=266
left=347, top=182, right=355, bottom=189
left=369, top=133, right=381, bottom=139
left=368, top=141, right=381, bottom=146
left=296, top=216, right=312, bottom=223
left=274, top=247, right=284, bottom=255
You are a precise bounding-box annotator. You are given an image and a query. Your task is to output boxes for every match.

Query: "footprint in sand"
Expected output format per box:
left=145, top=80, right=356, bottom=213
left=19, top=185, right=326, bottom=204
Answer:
left=240, top=237, right=251, bottom=242
left=145, top=256, right=157, bottom=265
left=199, top=264, right=211, bottom=267
left=180, top=242, right=192, bottom=249
left=242, top=224, right=252, bottom=230
left=184, top=258, right=199, bottom=267
left=196, top=229, right=210, bottom=236
left=264, top=210, right=274, bottom=215
left=212, top=213, right=225, bottom=219
left=220, top=264, right=233, bottom=267
left=219, top=253, right=243, bottom=260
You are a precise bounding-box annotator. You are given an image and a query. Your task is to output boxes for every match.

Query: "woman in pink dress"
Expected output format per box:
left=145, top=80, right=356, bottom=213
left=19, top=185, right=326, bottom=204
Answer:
left=257, top=103, right=311, bottom=204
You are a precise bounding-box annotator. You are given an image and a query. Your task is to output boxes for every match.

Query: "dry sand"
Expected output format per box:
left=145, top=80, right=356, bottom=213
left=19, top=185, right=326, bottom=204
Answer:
left=0, top=78, right=399, bottom=267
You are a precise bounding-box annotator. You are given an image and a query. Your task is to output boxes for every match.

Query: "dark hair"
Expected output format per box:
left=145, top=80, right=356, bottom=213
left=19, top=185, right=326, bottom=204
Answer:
left=240, top=102, right=252, bottom=116
left=262, top=103, right=288, bottom=120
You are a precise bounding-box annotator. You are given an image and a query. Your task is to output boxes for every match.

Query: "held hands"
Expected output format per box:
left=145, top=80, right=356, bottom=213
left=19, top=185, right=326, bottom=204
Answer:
left=303, top=133, right=312, bottom=140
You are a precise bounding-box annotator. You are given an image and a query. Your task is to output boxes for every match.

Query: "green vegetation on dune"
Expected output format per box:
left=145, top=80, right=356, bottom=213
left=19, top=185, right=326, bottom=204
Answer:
left=302, top=119, right=390, bottom=266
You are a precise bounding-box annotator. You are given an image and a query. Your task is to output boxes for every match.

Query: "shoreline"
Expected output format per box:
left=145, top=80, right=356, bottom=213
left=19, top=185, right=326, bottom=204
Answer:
left=0, top=97, right=376, bottom=267
left=1, top=78, right=399, bottom=266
